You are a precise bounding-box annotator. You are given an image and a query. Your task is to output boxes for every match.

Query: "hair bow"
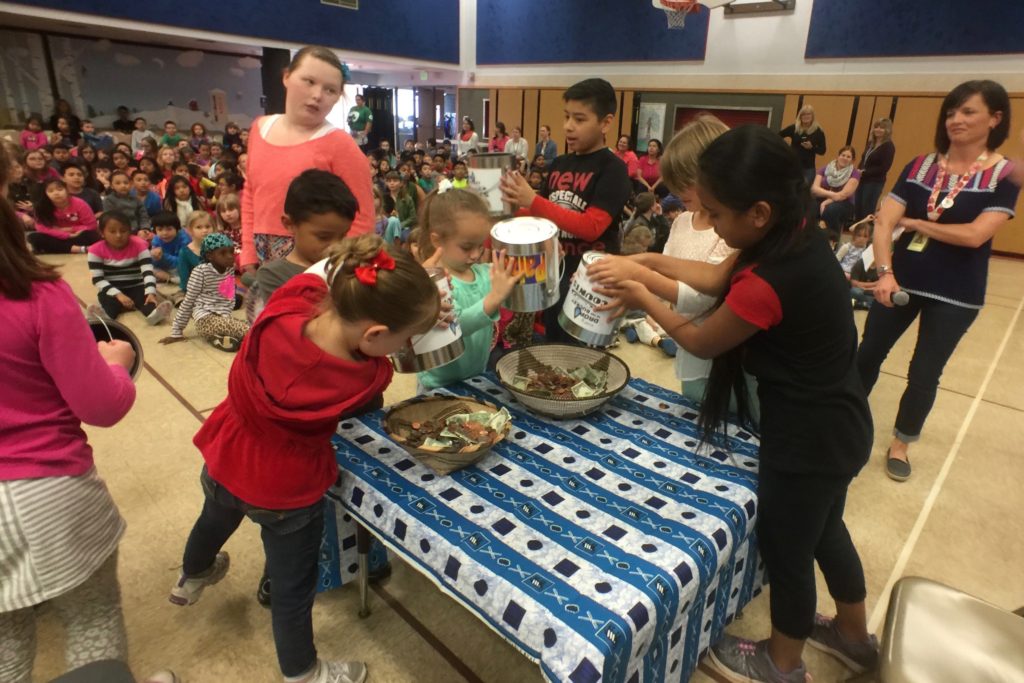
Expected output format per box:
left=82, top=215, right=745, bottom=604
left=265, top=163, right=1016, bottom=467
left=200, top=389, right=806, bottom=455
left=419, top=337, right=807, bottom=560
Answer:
left=354, top=249, right=396, bottom=286
left=436, top=178, right=454, bottom=195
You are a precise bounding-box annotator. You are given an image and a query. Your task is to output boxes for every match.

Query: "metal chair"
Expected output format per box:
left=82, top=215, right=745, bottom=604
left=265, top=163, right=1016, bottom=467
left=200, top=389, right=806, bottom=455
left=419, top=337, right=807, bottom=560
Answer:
left=852, top=576, right=1024, bottom=682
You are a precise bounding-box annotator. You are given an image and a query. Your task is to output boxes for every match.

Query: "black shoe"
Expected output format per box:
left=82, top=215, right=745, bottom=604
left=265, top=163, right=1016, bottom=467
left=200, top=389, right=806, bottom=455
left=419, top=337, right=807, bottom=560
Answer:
left=256, top=574, right=271, bottom=608
left=885, top=448, right=911, bottom=481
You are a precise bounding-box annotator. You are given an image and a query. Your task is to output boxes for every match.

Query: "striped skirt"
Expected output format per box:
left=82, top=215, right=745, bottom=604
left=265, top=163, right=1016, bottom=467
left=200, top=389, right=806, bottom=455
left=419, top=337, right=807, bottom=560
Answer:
left=0, top=467, right=125, bottom=612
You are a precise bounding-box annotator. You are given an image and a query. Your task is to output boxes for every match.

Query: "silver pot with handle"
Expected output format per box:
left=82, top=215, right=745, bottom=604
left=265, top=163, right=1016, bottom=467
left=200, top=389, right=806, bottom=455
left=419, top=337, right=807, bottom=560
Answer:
left=466, top=152, right=515, bottom=217
left=390, top=268, right=465, bottom=373
left=489, top=216, right=562, bottom=313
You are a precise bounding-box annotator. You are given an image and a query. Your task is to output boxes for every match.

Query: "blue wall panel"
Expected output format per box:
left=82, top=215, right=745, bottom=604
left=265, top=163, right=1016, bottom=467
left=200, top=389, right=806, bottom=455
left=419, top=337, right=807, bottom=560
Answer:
left=14, top=0, right=460, bottom=64
left=476, top=0, right=708, bottom=64
left=806, top=0, right=1024, bottom=58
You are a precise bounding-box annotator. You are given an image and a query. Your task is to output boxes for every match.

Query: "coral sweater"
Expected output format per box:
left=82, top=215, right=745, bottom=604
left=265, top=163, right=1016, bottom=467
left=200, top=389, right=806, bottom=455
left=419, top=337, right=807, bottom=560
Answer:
left=241, top=115, right=374, bottom=267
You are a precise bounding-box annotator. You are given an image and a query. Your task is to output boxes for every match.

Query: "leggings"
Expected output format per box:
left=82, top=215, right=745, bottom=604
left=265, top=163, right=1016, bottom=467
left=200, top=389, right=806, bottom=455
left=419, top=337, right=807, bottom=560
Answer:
left=27, top=230, right=101, bottom=254
left=194, top=314, right=250, bottom=345
left=856, top=294, right=979, bottom=441
left=757, top=468, right=866, bottom=640
left=0, top=552, right=127, bottom=683
left=98, top=285, right=156, bottom=319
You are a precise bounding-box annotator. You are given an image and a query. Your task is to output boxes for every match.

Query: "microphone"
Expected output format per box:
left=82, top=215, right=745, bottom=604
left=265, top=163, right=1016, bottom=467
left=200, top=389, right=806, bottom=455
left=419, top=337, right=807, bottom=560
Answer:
left=892, top=291, right=909, bottom=306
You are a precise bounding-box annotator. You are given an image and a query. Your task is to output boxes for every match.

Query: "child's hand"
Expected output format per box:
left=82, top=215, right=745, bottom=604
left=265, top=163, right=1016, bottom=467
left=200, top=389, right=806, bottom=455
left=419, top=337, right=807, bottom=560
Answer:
left=587, top=255, right=645, bottom=285
left=145, top=293, right=158, bottom=306
left=488, top=249, right=524, bottom=301
left=150, top=246, right=163, bottom=259
left=97, top=340, right=135, bottom=370
left=499, top=171, right=536, bottom=209
left=116, top=293, right=135, bottom=309
left=594, top=279, right=650, bottom=317
left=159, top=335, right=187, bottom=345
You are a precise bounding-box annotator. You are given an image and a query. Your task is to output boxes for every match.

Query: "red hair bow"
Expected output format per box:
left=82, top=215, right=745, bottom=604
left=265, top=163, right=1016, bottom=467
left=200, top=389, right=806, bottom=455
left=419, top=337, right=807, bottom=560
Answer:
left=354, top=249, right=396, bottom=286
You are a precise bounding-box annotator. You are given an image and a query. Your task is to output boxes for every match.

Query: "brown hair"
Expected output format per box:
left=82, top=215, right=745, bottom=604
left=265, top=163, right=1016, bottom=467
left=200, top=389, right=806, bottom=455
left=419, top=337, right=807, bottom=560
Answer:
left=416, top=188, right=491, bottom=261
left=661, top=114, right=729, bottom=194
left=869, top=118, right=893, bottom=146
left=215, top=192, right=241, bottom=230
left=837, top=145, right=857, bottom=161
left=324, top=233, right=439, bottom=331
left=288, top=46, right=345, bottom=84
left=851, top=221, right=872, bottom=238
left=0, top=141, right=60, bottom=299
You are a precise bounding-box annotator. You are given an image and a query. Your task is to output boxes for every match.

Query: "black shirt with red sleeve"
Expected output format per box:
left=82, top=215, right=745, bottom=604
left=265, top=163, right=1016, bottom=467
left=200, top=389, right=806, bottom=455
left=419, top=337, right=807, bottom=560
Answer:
left=724, top=229, right=872, bottom=476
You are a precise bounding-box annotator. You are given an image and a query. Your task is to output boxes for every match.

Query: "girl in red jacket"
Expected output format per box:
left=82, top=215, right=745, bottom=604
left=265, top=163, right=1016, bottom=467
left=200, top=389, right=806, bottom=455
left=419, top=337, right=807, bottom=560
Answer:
left=169, top=234, right=440, bottom=683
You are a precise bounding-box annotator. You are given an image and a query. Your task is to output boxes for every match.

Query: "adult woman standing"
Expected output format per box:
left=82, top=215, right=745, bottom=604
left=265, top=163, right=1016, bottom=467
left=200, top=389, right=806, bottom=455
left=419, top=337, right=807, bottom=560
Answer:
left=811, top=145, right=861, bottom=246
left=242, top=46, right=373, bottom=271
left=636, top=138, right=667, bottom=198
left=614, top=135, right=640, bottom=179
left=855, top=118, right=896, bottom=220
left=780, top=105, right=827, bottom=186
left=858, top=80, right=1018, bottom=481
left=535, top=124, right=558, bottom=165
left=457, top=118, right=480, bottom=160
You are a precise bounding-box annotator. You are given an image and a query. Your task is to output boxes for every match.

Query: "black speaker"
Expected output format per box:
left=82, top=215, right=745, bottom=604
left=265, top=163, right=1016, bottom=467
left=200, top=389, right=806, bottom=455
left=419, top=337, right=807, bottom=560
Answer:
left=261, top=48, right=290, bottom=115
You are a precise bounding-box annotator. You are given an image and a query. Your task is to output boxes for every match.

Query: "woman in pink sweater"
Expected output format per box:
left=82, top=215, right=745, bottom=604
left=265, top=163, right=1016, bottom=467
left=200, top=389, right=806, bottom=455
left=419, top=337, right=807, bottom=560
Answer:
left=241, top=46, right=374, bottom=271
left=26, top=177, right=100, bottom=254
left=0, top=140, right=151, bottom=681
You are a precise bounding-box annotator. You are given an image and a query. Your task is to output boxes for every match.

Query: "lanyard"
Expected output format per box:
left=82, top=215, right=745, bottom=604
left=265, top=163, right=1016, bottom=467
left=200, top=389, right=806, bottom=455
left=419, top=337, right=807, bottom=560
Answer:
left=926, top=152, right=987, bottom=220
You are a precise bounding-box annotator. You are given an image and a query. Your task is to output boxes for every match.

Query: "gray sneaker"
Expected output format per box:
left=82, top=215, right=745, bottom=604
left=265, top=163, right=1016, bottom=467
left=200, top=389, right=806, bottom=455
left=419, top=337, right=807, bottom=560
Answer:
left=708, top=635, right=808, bottom=683
left=807, top=613, right=879, bottom=674
left=316, top=660, right=367, bottom=683
left=169, top=552, right=230, bottom=606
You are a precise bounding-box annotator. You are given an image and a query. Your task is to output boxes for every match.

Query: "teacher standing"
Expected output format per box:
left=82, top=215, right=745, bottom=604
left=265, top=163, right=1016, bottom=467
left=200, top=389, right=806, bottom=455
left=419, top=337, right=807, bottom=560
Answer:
left=780, top=105, right=827, bottom=186
left=857, top=80, right=1018, bottom=481
left=242, top=46, right=374, bottom=271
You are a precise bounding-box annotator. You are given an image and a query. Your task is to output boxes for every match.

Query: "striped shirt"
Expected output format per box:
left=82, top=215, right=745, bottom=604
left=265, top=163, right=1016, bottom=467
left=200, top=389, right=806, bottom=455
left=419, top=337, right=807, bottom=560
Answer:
left=87, top=236, right=157, bottom=297
left=171, top=262, right=235, bottom=337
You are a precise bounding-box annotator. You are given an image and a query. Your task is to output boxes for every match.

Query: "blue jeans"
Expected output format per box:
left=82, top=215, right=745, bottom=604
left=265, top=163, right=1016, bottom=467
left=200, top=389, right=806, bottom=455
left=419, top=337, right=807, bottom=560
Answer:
left=821, top=201, right=854, bottom=245
left=856, top=295, right=979, bottom=442
left=850, top=287, right=875, bottom=308
left=182, top=467, right=326, bottom=677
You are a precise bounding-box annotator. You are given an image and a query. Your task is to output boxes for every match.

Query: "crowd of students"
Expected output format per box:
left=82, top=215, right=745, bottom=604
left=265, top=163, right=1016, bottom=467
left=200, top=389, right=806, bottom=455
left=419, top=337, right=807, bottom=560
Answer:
left=2, top=56, right=1019, bottom=683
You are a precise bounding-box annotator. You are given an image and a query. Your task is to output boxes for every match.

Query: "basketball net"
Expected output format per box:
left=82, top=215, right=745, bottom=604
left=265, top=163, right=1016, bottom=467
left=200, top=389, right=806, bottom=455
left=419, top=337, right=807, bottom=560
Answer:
left=656, top=0, right=701, bottom=29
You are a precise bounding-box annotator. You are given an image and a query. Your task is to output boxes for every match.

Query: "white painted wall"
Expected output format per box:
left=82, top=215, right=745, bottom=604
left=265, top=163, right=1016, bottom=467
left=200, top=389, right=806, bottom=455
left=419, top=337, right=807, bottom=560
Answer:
left=466, top=0, right=1024, bottom=92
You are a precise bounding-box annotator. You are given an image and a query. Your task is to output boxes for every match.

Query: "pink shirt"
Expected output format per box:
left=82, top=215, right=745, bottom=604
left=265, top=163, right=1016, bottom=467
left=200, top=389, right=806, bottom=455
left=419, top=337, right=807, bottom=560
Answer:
left=637, top=155, right=661, bottom=186
left=489, top=135, right=509, bottom=152
left=615, top=149, right=639, bottom=178
left=20, top=130, right=48, bottom=151
left=241, top=115, right=374, bottom=267
left=0, top=279, right=135, bottom=481
left=35, top=196, right=97, bottom=239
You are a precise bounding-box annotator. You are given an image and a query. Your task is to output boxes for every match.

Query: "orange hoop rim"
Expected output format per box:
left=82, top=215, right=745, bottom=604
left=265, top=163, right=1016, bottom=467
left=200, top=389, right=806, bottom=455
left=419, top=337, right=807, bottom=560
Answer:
left=658, top=0, right=701, bottom=12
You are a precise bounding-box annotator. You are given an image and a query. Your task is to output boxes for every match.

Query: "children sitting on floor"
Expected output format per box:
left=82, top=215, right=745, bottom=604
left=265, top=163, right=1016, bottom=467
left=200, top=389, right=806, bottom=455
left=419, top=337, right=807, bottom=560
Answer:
left=103, top=170, right=151, bottom=235
left=836, top=220, right=876, bottom=309
left=161, top=233, right=249, bottom=353
left=178, top=210, right=216, bottom=293
left=149, top=211, right=191, bottom=282
left=86, top=211, right=172, bottom=325
left=26, top=178, right=99, bottom=254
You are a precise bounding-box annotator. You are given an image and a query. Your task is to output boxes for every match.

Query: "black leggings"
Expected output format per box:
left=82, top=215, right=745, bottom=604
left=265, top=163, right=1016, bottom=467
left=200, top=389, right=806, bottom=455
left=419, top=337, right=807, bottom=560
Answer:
left=757, top=467, right=866, bottom=640
left=98, top=285, right=156, bottom=319
left=856, top=294, right=979, bottom=441
left=27, top=230, right=100, bottom=254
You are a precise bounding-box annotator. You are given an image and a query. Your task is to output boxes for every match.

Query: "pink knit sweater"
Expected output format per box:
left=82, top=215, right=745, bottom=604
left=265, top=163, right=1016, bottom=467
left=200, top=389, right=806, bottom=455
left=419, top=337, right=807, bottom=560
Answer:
left=241, top=115, right=374, bottom=267
left=0, top=279, right=135, bottom=480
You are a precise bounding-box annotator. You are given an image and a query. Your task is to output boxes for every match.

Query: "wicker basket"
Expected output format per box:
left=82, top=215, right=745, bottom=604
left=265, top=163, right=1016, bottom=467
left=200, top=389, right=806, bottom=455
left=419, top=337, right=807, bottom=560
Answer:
left=495, top=344, right=630, bottom=419
left=382, top=396, right=510, bottom=475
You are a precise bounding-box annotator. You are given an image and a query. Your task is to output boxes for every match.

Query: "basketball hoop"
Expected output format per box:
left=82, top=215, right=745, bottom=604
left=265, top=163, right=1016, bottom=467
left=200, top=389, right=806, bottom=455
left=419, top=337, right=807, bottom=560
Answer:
left=653, top=0, right=701, bottom=29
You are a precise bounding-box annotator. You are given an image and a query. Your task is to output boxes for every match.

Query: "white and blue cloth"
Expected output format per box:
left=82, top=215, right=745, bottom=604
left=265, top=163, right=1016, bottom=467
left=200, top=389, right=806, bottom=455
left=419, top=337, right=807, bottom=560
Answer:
left=325, top=374, right=766, bottom=683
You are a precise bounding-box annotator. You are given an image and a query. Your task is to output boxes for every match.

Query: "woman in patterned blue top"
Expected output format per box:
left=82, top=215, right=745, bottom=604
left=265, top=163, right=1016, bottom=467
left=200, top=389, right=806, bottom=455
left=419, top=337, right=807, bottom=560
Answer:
left=857, top=80, right=1019, bottom=482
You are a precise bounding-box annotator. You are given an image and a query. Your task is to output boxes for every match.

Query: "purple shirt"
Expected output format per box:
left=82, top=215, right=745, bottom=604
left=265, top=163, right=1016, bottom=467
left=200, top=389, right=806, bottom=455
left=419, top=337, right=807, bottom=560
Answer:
left=0, top=279, right=135, bottom=481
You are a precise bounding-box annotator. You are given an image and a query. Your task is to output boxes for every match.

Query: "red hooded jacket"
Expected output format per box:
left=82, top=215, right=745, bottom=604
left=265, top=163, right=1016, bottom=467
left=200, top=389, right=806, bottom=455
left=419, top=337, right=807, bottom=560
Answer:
left=196, top=274, right=393, bottom=509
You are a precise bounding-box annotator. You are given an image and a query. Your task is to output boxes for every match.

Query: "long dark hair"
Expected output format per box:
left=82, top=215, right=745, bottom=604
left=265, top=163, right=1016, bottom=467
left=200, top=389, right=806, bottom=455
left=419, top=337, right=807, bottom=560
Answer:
left=697, top=126, right=809, bottom=443
left=33, top=178, right=68, bottom=228
left=163, top=174, right=201, bottom=211
left=0, top=142, right=59, bottom=298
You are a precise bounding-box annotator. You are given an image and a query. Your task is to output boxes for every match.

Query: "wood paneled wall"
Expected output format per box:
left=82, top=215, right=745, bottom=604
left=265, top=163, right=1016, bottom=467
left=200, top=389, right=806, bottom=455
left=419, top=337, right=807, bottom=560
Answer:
left=468, top=86, right=1024, bottom=255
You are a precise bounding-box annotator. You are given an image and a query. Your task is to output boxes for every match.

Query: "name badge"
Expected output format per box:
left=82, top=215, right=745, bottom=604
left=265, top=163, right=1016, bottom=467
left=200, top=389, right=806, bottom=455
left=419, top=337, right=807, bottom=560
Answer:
left=907, top=233, right=929, bottom=252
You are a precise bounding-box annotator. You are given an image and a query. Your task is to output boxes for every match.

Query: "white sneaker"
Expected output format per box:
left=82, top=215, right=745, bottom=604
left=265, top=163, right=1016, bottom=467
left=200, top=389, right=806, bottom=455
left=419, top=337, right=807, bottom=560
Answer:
left=169, top=552, right=230, bottom=606
left=635, top=320, right=661, bottom=347
left=314, top=660, right=368, bottom=683
left=142, top=671, right=182, bottom=683
left=147, top=300, right=173, bottom=325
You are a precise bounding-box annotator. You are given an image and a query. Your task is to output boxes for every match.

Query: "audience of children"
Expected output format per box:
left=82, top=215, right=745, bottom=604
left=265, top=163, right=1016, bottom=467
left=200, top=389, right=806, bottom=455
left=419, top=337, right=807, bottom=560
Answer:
left=86, top=212, right=173, bottom=324
left=178, top=210, right=216, bottom=292
left=161, top=233, right=249, bottom=352
left=837, top=220, right=877, bottom=309
left=103, top=170, right=151, bottom=234
left=26, top=178, right=99, bottom=254
left=149, top=211, right=191, bottom=282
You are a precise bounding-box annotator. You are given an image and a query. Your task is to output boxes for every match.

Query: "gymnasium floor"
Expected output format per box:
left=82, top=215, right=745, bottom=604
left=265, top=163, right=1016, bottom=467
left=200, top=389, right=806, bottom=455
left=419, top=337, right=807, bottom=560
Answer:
left=30, top=253, right=1024, bottom=683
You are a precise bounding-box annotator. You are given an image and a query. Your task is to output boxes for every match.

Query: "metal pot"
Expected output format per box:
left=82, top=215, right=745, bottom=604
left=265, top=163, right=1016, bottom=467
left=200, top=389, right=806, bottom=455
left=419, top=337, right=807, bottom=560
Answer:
left=467, top=152, right=515, bottom=217
left=489, top=216, right=562, bottom=313
left=85, top=311, right=144, bottom=381
left=389, top=268, right=465, bottom=373
left=557, top=251, right=621, bottom=347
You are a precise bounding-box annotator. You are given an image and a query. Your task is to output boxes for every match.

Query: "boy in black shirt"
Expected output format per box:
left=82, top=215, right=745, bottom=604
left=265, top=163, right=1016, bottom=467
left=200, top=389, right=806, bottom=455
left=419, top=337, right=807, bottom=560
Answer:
left=501, top=78, right=631, bottom=343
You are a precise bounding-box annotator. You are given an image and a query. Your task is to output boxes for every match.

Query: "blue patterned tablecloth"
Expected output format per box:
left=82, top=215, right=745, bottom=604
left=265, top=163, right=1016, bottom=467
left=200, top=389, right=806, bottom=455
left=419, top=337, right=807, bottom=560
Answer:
left=328, top=374, right=766, bottom=683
